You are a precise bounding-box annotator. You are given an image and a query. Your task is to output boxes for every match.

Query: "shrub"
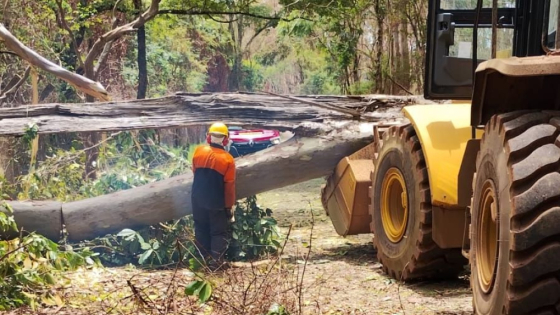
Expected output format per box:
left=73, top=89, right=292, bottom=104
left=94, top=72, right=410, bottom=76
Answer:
left=227, top=196, right=281, bottom=261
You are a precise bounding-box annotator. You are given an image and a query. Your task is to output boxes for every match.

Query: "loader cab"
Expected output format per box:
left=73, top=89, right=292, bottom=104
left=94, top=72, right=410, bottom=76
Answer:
left=424, top=0, right=552, bottom=100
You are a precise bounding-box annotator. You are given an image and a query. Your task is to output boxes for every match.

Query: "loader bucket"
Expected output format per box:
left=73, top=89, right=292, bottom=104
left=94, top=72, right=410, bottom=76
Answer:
left=321, top=143, right=376, bottom=236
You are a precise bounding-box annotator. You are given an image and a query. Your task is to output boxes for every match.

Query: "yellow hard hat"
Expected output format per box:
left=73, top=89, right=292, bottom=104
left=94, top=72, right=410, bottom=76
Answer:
left=208, top=122, right=229, bottom=136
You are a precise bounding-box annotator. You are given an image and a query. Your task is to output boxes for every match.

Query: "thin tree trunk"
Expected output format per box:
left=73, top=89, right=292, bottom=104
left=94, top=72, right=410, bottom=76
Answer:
left=399, top=14, right=410, bottom=91
left=352, top=52, right=360, bottom=86
left=228, top=14, right=244, bottom=91
left=374, top=0, right=385, bottom=93
left=134, top=0, right=148, bottom=99
left=392, top=17, right=401, bottom=95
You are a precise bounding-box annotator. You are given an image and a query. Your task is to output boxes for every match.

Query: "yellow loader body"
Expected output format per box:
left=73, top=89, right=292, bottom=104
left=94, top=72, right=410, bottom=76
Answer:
left=322, top=103, right=483, bottom=239
left=403, top=104, right=483, bottom=208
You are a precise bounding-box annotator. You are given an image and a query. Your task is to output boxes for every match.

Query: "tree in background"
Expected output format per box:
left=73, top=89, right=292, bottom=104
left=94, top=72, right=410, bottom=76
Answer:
left=279, top=0, right=427, bottom=95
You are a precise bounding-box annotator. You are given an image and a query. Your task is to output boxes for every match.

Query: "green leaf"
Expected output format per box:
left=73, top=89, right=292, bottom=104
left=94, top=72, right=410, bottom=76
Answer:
left=140, top=241, right=151, bottom=251
left=264, top=230, right=272, bottom=242
left=136, top=234, right=147, bottom=246
left=117, top=229, right=136, bottom=237
left=188, top=258, right=203, bottom=271
left=138, top=249, right=153, bottom=265
left=185, top=280, right=203, bottom=296
left=198, top=282, right=212, bottom=303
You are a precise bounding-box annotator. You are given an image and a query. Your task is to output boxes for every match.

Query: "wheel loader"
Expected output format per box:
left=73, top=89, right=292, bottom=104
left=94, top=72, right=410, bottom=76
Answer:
left=321, top=0, right=560, bottom=314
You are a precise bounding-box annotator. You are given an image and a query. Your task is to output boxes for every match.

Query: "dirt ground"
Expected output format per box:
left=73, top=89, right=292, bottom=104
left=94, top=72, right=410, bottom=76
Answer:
left=259, top=179, right=473, bottom=315
left=7, top=179, right=473, bottom=315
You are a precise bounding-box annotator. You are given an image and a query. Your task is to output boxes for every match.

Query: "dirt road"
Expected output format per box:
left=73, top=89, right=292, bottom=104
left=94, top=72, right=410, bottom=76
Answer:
left=259, top=179, right=473, bottom=315
left=19, top=179, right=473, bottom=315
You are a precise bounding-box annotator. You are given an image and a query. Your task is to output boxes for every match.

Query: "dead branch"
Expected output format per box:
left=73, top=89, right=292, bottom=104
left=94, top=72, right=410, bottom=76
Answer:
left=298, top=206, right=314, bottom=314
left=126, top=279, right=151, bottom=309
left=0, top=239, right=31, bottom=261
left=54, top=0, right=84, bottom=69
left=85, top=0, right=161, bottom=80
left=255, top=224, right=293, bottom=294
left=0, top=23, right=109, bottom=101
left=0, top=66, right=30, bottom=103
left=2, top=0, right=9, bottom=26
left=163, top=240, right=182, bottom=314
left=262, top=90, right=365, bottom=120
left=157, top=9, right=313, bottom=22
left=386, top=74, right=414, bottom=96
left=93, top=0, right=124, bottom=79
left=0, top=50, right=17, bottom=57
left=0, top=93, right=408, bottom=136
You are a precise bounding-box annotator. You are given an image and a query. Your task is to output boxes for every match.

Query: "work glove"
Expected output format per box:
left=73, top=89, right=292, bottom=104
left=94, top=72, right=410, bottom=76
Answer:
left=225, top=207, right=235, bottom=223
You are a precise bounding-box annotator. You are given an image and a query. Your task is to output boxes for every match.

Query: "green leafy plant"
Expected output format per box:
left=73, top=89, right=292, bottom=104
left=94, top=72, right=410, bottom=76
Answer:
left=0, top=202, right=98, bottom=311
left=22, top=123, right=39, bottom=148
left=184, top=279, right=213, bottom=303
left=228, top=196, right=281, bottom=261
left=80, top=216, right=200, bottom=267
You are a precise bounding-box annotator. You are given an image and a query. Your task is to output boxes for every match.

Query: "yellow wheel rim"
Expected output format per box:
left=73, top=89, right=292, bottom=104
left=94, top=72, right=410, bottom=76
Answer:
left=381, top=168, right=408, bottom=243
left=477, top=180, right=498, bottom=294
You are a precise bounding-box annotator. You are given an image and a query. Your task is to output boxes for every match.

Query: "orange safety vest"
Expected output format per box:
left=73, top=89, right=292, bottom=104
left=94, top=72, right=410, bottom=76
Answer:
left=191, top=143, right=236, bottom=209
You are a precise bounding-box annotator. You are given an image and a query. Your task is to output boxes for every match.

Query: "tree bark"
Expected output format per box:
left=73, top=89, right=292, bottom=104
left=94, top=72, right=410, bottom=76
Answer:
left=228, top=11, right=244, bottom=91
left=374, top=0, right=385, bottom=93
left=399, top=13, right=411, bottom=91
left=3, top=131, right=379, bottom=241
left=0, top=201, right=62, bottom=240
left=134, top=0, right=148, bottom=99
left=0, top=93, right=415, bottom=136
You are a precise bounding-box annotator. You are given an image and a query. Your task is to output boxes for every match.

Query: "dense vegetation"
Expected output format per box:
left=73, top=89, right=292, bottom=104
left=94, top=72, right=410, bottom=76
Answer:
left=1, top=0, right=429, bottom=107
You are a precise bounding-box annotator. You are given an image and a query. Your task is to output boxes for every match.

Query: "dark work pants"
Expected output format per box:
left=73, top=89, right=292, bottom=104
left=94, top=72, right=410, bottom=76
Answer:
left=192, top=199, right=229, bottom=264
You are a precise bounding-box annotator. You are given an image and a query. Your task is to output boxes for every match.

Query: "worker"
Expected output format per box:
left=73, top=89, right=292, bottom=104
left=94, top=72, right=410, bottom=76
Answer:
left=191, top=122, right=236, bottom=271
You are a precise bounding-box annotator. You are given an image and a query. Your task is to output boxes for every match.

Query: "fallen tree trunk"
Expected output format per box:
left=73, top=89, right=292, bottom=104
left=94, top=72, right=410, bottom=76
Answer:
left=0, top=93, right=409, bottom=136
left=3, top=127, right=383, bottom=241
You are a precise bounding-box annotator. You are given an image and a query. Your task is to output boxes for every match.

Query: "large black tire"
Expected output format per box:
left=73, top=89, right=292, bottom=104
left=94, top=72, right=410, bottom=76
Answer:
left=370, top=125, right=466, bottom=281
left=471, top=111, right=560, bottom=315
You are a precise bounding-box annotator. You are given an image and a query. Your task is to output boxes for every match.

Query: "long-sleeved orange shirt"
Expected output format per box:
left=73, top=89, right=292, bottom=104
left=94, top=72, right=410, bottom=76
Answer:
left=191, top=143, right=236, bottom=209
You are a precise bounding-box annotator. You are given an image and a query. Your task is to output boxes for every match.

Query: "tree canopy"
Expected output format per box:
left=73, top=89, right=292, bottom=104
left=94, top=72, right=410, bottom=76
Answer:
left=0, top=0, right=430, bottom=106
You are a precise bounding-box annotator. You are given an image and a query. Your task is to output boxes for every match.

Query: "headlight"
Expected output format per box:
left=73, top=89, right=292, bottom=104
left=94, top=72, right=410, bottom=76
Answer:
left=270, top=137, right=280, bottom=145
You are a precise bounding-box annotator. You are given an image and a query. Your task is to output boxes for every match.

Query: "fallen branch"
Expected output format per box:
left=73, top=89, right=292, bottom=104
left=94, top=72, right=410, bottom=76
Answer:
left=386, top=74, right=414, bottom=96
left=0, top=23, right=109, bottom=101
left=0, top=50, right=18, bottom=57
left=0, top=93, right=406, bottom=136
left=0, top=239, right=31, bottom=261
left=0, top=66, right=30, bottom=103
left=298, top=206, right=314, bottom=314
left=262, top=90, right=364, bottom=119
